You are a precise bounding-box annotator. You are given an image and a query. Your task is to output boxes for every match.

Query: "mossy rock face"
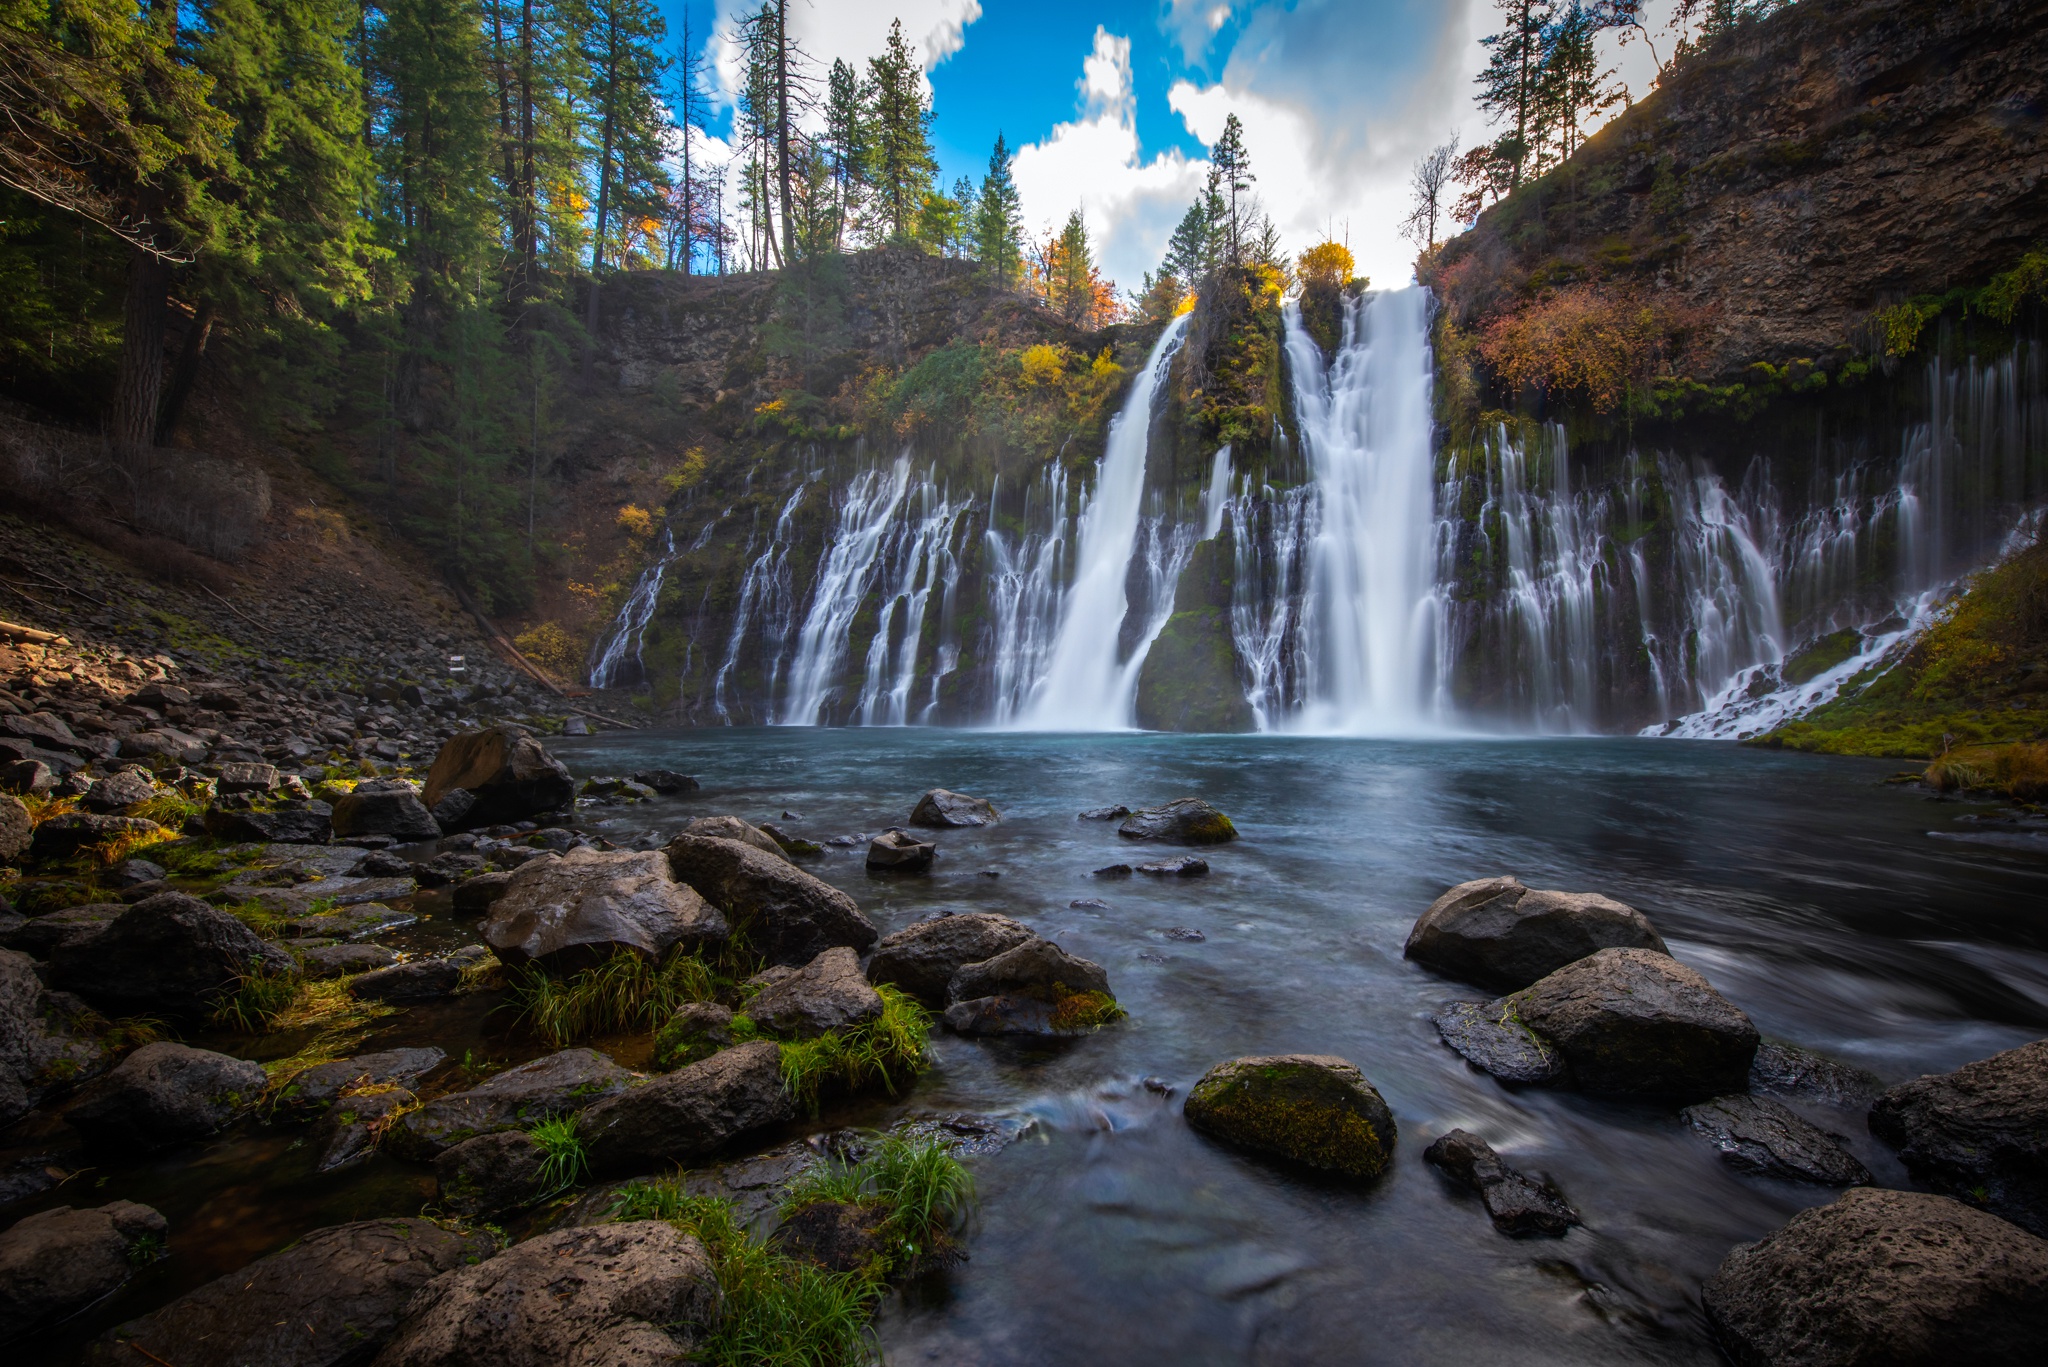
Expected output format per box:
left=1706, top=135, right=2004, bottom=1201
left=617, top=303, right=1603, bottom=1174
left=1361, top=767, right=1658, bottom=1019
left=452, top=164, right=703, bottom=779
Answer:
left=1183, top=1053, right=1396, bottom=1179
left=1781, top=628, right=1863, bottom=685
left=1135, top=605, right=1255, bottom=732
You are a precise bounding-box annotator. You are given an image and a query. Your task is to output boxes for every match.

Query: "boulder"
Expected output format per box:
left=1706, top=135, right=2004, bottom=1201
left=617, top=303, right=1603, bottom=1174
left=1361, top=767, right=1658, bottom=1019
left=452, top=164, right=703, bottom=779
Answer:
left=349, top=957, right=462, bottom=1003
left=1404, top=875, right=1669, bottom=991
left=581, top=1040, right=795, bottom=1175
left=436, top=1130, right=550, bottom=1217
left=1430, top=1001, right=1571, bottom=1084
left=1505, top=948, right=1758, bottom=1097
left=1138, top=856, right=1208, bottom=877
left=679, top=815, right=786, bottom=859
left=1868, top=1038, right=2048, bottom=1236
left=0, top=1201, right=166, bottom=1343
left=3, top=761, right=53, bottom=799
left=82, top=1218, right=494, bottom=1367
left=451, top=869, right=514, bottom=915
left=297, top=943, right=401, bottom=979
left=2, top=902, right=124, bottom=958
left=1682, top=1094, right=1872, bottom=1185
left=665, top=834, right=876, bottom=967
left=215, top=761, right=280, bottom=794
left=1117, top=798, right=1237, bottom=845
left=65, top=1042, right=266, bottom=1153
left=748, top=947, right=883, bottom=1038
left=866, top=828, right=934, bottom=871
left=50, top=891, right=294, bottom=1021
left=106, top=856, right=165, bottom=888
left=865, top=913, right=1036, bottom=1005
left=30, top=813, right=164, bottom=862
left=1183, top=1054, right=1396, bottom=1179
left=332, top=780, right=441, bottom=842
left=80, top=768, right=156, bottom=815
left=909, top=789, right=1000, bottom=827
left=203, top=799, right=332, bottom=845
left=1422, top=1129, right=1579, bottom=1237
left=0, top=946, right=105, bottom=1125
left=370, top=1221, right=719, bottom=1367
left=771, top=1200, right=889, bottom=1274
left=1749, top=1039, right=1883, bottom=1106
left=311, top=1086, right=419, bottom=1171
left=481, top=846, right=726, bottom=970
left=1701, top=1188, right=2048, bottom=1367
left=392, top=1048, right=637, bottom=1158
left=275, top=1047, right=447, bottom=1116
left=421, top=726, right=575, bottom=830
left=631, top=768, right=697, bottom=794
left=948, top=936, right=1111, bottom=1004
left=943, top=995, right=1072, bottom=1037
left=652, top=1002, right=733, bottom=1070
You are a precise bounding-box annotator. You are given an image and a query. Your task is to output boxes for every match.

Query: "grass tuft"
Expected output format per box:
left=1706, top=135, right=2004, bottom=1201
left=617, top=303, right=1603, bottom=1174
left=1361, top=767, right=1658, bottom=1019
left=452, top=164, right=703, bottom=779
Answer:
left=782, top=1133, right=976, bottom=1275
left=528, top=1113, right=590, bottom=1193
left=775, top=985, right=931, bottom=1111
left=505, top=949, right=715, bottom=1048
left=1049, top=990, right=1128, bottom=1032
left=209, top=958, right=303, bottom=1032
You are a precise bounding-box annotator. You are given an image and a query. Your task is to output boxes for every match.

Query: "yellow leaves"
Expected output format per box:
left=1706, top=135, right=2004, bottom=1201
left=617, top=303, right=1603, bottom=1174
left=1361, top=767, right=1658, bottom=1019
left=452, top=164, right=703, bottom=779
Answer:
left=615, top=504, right=655, bottom=539
left=1297, top=241, right=1354, bottom=291
left=514, top=621, right=583, bottom=673
left=662, top=447, right=708, bottom=495
left=1174, top=292, right=1197, bottom=317
left=1089, top=348, right=1122, bottom=382
left=1019, top=343, right=1067, bottom=386
left=753, top=397, right=786, bottom=417
left=291, top=505, right=350, bottom=544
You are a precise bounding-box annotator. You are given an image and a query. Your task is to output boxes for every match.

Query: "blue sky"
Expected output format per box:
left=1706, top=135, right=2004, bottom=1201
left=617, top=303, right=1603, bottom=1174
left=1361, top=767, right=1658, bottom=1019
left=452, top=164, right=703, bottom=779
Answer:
left=655, top=2, right=1668, bottom=290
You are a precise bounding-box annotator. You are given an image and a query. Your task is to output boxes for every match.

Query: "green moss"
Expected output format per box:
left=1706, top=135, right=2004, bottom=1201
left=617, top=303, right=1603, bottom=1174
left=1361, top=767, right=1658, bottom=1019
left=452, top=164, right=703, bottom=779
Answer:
left=1781, top=628, right=1863, bottom=685
left=774, top=984, right=931, bottom=1110
left=1183, top=1057, right=1395, bottom=1179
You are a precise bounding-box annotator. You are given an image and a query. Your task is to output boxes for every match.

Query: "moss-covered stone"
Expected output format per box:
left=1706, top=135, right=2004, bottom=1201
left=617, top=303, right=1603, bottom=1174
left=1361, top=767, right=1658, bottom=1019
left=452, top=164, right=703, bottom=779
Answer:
left=1183, top=1053, right=1396, bottom=1179
left=1135, top=539, right=1253, bottom=732
left=1781, top=628, right=1863, bottom=685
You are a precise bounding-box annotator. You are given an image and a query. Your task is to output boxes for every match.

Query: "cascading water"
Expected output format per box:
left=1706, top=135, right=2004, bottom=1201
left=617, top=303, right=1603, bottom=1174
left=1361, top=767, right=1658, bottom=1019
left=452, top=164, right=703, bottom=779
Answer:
left=713, top=485, right=807, bottom=723
left=587, top=526, right=674, bottom=688
left=1018, top=314, right=1189, bottom=729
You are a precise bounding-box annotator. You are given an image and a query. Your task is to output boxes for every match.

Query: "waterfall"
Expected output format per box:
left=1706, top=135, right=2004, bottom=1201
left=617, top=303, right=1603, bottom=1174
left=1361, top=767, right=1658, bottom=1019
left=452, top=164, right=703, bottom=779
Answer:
left=852, top=480, right=971, bottom=726
left=587, top=526, right=674, bottom=688
left=1286, top=288, right=1441, bottom=733
left=983, top=468, right=1071, bottom=725
left=1018, top=314, right=1189, bottom=729
left=713, top=484, right=807, bottom=723
left=780, top=456, right=916, bottom=725
left=1229, top=484, right=1315, bottom=729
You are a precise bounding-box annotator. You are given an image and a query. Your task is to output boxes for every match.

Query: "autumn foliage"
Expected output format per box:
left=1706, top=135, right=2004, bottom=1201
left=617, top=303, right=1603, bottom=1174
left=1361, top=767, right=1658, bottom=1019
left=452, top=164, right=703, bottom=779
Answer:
left=1477, top=283, right=1711, bottom=413
left=1296, top=242, right=1355, bottom=291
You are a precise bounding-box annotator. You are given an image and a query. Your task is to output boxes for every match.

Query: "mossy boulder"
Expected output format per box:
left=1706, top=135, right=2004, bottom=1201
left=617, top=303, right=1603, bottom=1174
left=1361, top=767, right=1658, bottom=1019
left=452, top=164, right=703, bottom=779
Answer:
left=1135, top=538, right=1254, bottom=733
left=1118, top=798, right=1237, bottom=845
left=1183, top=1053, right=1396, bottom=1179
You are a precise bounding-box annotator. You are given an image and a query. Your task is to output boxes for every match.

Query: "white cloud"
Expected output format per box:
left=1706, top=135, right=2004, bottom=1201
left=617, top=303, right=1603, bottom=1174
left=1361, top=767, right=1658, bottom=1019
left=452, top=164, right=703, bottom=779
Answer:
left=1163, top=0, right=1242, bottom=64
left=707, top=0, right=981, bottom=112
left=1011, top=28, right=1209, bottom=295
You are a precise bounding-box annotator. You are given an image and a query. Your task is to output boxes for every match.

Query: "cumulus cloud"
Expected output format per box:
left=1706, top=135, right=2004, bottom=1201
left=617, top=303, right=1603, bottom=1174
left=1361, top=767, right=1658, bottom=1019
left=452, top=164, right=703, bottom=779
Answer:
left=1011, top=27, right=1208, bottom=296
left=706, top=0, right=981, bottom=111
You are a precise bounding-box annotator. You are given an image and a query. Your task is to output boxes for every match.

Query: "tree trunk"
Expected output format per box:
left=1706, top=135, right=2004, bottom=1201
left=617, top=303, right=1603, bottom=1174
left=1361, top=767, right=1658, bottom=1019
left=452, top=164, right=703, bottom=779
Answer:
left=774, top=0, right=794, bottom=266
left=155, top=299, right=215, bottom=445
left=112, top=246, right=171, bottom=459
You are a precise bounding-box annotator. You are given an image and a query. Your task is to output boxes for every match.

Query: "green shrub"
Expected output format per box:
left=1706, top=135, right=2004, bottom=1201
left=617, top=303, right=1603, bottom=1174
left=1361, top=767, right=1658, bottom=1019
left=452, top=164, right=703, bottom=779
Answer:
left=506, top=950, right=715, bottom=1048
left=528, top=1114, right=589, bottom=1193
left=782, top=1134, right=976, bottom=1275
left=774, top=985, right=930, bottom=1110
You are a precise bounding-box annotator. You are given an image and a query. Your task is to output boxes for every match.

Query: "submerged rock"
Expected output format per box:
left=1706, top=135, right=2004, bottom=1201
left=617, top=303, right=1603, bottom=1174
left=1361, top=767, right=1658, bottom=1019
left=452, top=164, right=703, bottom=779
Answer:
left=748, top=946, right=882, bottom=1038
left=1868, top=1037, right=2048, bottom=1236
left=0, top=1200, right=166, bottom=1343
left=864, top=912, right=1035, bottom=1005
left=909, top=788, right=1000, bottom=828
left=1423, top=1129, right=1579, bottom=1237
left=1682, top=1094, right=1871, bottom=1186
left=1183, top=1054, right=1396, bottom=1179
left=1117, top=798, right=1237, bottom=845
left=665, top=833, right=876, bottom=966
left=580, top=1040, right=794, bottom=1176
left=1701, top=1188, right=2048, bottom=1367
left=482, top=846, right=726, bottom=969
left=421, top=725, right=575, bottom=831
left=1404, top=875, right=1667, bottom=991
left=392, top=1048, right=637, bottom=1158
left=65, top=1042, right=265, bottom=1153
left=1505, top=948, right=1758, bottom=1098
left=948, top=937, right=1111, bottom=1004
left=866, top=828, right=934, bottom=871
left=83, top=1217, right=493, bottom=1367
left=1430, top=1001, right=1568, bottom=1085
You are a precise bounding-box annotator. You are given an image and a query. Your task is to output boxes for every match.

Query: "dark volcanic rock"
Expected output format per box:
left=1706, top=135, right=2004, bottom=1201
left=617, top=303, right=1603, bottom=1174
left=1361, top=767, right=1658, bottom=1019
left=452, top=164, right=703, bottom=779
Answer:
left=79, top=768, right=156, bottom=814
left=1423, top=1128, right=1579, bottom=1237
left=747, top=946, right=882, bottom=1038
left=866, top=828, right=934, bottom=871
left=421, top=725, right=575, bottom=830
left=1138, top=856, right=1208, bottom=877
left=631, top=768, right=697, bottom=794
left=2, top=902, right=124, bottom=958
left=580, top=1040, right=795, bottom=1175
left=652, top=1001, right=734, bottom=1070
left=371, top=1221, right=718, bottom=1367
left=203, top=799, right=333, bottom=844
left=1682, top=1094, right=1871, bottom=1186
left=865, top=912, right=1035, bottom=1005
left=436, top=1130, right=550, bottom=1217
left=451, top=869, right=514, bottom=915
left=311, top=1086, right=419, bottom=1171
left=948, top=936, right=1110, bottom=1004
left=1184, top=1054, right=1396, bottom=1179
left=1749, top=1039, right=1884, bottom=1106
left=909, top=788, right=1000, bottom=827
left=331, top=779, right=441, bottom=841
left=0, top=794, right=32, bottom=861
left=65, top=1042, right=266, bottom=1153
left=1117, top=798, right=1237, bottom=845
left=348, top=956, right=461, bottom=1002
left=50, top=892, right=293, bottom=1021
left=1701, top=1188, right=2048, bottom=1367
left=1078, top=805, right=1131, bottom=821
left=1431, top=1001, right=1570, bottom=1084
left=275, top=1047, right=447, bottom=1116
left=392, top=1048, right=637, bottom=1158
left=1404, top=874, right=1668, bottom=991
left=31, top=813, right=164, bottom=861
left=679, top=815, right=786, bottom=859
left=771, top=1199, right=890, bottom=1274
left=665, top=833, right=876, bottom=966
left=83, top=1217, right=493, bottom=1367
left=1506, top=948, right=1758, bottom=1098
left=297, top=942, right=401, bottom=979
left=482, top=846, right=725, bottom=969
left=0, top=1200, right=166, bottom=1343
left=942, top=994, right=1069, bottom=1036
left=0, top=945, right=105, bottom=1125
left=1868, top=1037, right=2048, bottom=1236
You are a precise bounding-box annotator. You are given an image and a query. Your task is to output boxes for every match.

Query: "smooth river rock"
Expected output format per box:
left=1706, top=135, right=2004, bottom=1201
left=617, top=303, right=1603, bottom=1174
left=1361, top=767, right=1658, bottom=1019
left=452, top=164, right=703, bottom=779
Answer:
left=665, top=833, right=876, bottom=966
left=0, top=1201, right=166, bottom=1343
left=865, top=912, right=1036, bottom=1005
left=1505, top=948, right=1758, bottom=1098
left=1117, top=798, right=1237, bottom=845
left=1682, top=1094, right=1872, bottom=1186
left=1183, top=1054, right=1396, bottom=1179
left=747, top=946, right=883, bottom=1038
left=1867, top=1037, right=2048, bottom=1237
left=909, top=788, right=1000, bottom=827
left=482, top=846, right=726, bottom=969
left=1404, top=874, right=1668, bottom=991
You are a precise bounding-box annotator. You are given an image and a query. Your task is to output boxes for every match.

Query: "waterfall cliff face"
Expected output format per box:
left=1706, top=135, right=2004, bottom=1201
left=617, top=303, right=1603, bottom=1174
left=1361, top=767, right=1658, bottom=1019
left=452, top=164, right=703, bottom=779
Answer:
left=600, top=295, right=2046, bottom=735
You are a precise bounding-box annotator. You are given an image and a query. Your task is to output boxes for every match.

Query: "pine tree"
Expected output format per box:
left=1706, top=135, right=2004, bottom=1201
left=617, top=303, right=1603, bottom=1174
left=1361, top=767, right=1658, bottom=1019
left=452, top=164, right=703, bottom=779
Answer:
left=822, top=57, right=867, bottom=253
left=1208, top=114, right=1253, bottom=264
left=973, top=133, right=1023, bottom=288
left=581, top=0, right=668, bottom=348
left=865, top=19, right=933, bottom=243
left=666, top=11, right=703, bottom=272
left=1042, top=209, right=1107, bottom=324
left=1161, top=182, right=1221, bottom=290
left=1475, top=0, right=1551, bottom=191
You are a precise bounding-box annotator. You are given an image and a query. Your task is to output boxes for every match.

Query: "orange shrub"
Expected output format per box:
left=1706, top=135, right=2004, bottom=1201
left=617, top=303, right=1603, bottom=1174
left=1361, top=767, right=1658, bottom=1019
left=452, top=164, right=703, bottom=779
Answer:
left=1478, top=283, right=1710, bottom=413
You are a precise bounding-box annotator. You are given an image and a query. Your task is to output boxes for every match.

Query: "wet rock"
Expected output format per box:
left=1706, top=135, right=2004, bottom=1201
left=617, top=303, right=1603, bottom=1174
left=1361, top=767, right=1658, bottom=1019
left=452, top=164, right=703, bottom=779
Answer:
left=410, top=850, right=485, bottom=886
left=240, top=875, right=417, bottom=918
left=428, top=788, right=476, bottom=829
left=1748, top=1039, right=1884, bottom=1106
left=866, top=828, right=934, bottom=871
left=311, top=1086, right=418, bottom=1171
left=79, top=768, right=155, bottom=814
left=1431, top=1000, right=1569, bottom=1084
left=948, top=936, right=1111, bottom=1004
left=0, top=947, right=106, bottom=1125
left=285, top=901, right=417, bottom=939
left=348, top=956, right=462, bottom=1003
left=1404, top=875, right=1668, bottom=991
left=758, top=822, right=821, bottom=856
left=372, top=1220, right=718, bottom=1367
left=65, top=1042, right=266, bottom=1153
left=332, top=779, right=441, bottom=841
left=1162, top=926, right=1206, bottom=942
left=203, top=799, right=332, bottom=845
left=1078, top=805, right=1131, bottom=821
left=50, top=891, right=294, bottom=1021
left=275, top=1047, right=447, bottom=1115
left=481, top=846, right=726, bottom=970
left=2, top=901, right=123, bottom=958
left=104, top=857, right=165, bottom=888
left=1683, top=1094, right=1872, bottom=1185
left=0, top=1201, right=166, bottom=1343
left=421, top=725, right=575, bottom=831
left=910, top=788, right=1000, bottom=828
left=942, top=994, right=1066, bottom=1036
left=30, top=813, right=164, bottom=862
left=1506, top=948, right=1758, bottom=1097
left=665, top=834, right=877, bottom=967
left=865, top=912, right=1036, bottom=1005
left=631, top=768, right=697, bottom=794
left=83, top=1217, right=494, bottom=1367
left=771, top=1199, right=889, bottom=1274
left=1117, top=798, right=1237, bottom=845
left=392, top=1048, right=637, bottom=1158
left=652, top=1001, right=733, bottom=1070
left=1070, top=898, right=1110, bottom=910
left=1138, top=856, right=1208, bottom=877
left=216, top=761, right=280, bottom=794
left=1701, top=1188, right=2048, bottom=1367
left=679, top=815, right=787, bottom=860
left=1423, top=1129, right=1580, bottom=1237
left=1184, top=1054, right=1396, bottom=1179
left=1868, top=1037, right=2048, bottom=1236
left=451, top=869, right=514, bottom=915
left=436, top=1130, right=550, bottom=1217
left=1093, top=863, right=1133, bottom=878
left=749, top=946, right=883, bottom=1038
left=581, top=1040, right=795, bottom=1175
left=296, top=943, right=400, bottom=979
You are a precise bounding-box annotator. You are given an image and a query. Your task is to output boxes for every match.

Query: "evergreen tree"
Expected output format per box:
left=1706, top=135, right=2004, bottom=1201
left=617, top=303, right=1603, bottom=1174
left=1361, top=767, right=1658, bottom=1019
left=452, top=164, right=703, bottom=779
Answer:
left=1042, top=209, right=1107, bottom=324
left=822, top=56, right=867, bottom=253
left=1161, top=181, right=1221, bottom=290
left=581, top=0, right=668, bottom=346
left=865, top=19, right=933, bottom=243
left=973, top=132, right=1023, bottom=289
left=1475, top=0, right=1551, bottom=191
left=1208, top=113, right=1253, bottom=264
